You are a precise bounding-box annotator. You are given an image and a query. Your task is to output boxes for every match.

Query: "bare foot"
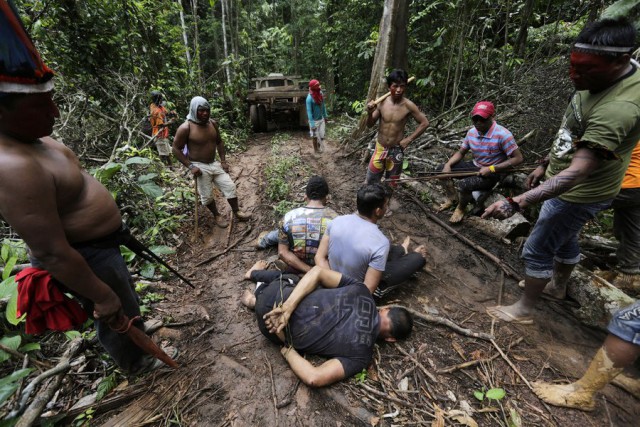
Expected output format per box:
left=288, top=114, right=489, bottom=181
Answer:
left=244, top=260, right=268, bottom=280
left=486, top=304, right=534, bottom=324
left=437, top=199, right=453, bottom=212
left=449, top=207, right=465, bottom=223
left=531, top=381, right=596, bottom=411
left=413, top=245, right=428, bottom=259
left=240, top=289, right=256, bottom=309
left=401, top=236, right=411, bottom=254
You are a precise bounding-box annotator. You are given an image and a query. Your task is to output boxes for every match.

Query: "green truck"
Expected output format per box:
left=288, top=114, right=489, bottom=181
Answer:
left=246, top=73, right=309, bottom=132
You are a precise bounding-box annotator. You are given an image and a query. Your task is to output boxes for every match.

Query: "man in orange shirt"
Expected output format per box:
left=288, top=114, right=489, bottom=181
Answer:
left=611, top=142, right=640, bottom=295
left=150, top=91, right=173, bottom=166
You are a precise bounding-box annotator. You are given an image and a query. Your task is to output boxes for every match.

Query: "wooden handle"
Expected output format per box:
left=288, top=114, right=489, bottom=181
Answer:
left=371, top=76, right=416, bottom=105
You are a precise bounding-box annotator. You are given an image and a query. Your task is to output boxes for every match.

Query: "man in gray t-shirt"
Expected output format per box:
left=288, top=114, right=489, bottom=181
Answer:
left=316, top=184, right=427, bottom=297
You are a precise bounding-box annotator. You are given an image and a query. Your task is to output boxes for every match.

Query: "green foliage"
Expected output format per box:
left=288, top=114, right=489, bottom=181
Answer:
left=73, top=407, right=96, bottom=426
left=353, top=369, right=367, bottom=384
left=96, top=372, right=118, bottom=401
left=0, top=336, right=21, bottom=364
left=0, top=368, right=33, bottom=406
left=474, top=387, right=507, bottom=402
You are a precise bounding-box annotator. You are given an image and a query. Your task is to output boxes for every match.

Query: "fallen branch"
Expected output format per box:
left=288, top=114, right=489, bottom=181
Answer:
left=490, top=339, right=557, bottom=421
left=395, top=344, right=437, bottom=383
left=0, top=344, right=49, bottom=369
left=225, top=216, right=234, bottom=248
left=402, top=190, right=522, bottom=281
left=12, top=338, right=84, bottom=424
left=276, top=379, right=301, bottom=409
left=359, top=382, right=414, bottom=408
left=196, top=225, right=253, bottom=266
left=388, top=305, right=493, bottom=341
left=263, top=352, right=279, bottom=426
left=437, top=337, right=523, bottom=374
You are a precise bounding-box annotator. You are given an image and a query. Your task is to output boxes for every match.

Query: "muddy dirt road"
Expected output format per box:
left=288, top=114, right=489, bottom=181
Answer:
left=97, top=131, right=639, bottom=426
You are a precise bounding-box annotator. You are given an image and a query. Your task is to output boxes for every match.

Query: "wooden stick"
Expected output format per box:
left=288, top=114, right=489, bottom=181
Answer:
left=437, top=337, right=523, bottom=374
left=395, top=344, right=437, bottom=383
left=13, top=338, right=84, bottom=424
left=194, top=177, right=199, bottom=239
left=196, top=225, right=253, bottom=266
left=490, top=338, right=556, bottom=420
left=388, top=305, right=494, bottom=341
left=263, top=352, right=279, bottom=426
left=225, top=215, right=234, bottom=248
left=402, top=190, right=523, bottom=281
left=372, top=76, right=416, bottom=105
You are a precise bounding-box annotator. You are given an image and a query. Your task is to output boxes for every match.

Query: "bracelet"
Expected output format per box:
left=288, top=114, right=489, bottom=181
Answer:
left=489, top=165, right=496, bottom=173
left=506, top=197, right=521, bottom=212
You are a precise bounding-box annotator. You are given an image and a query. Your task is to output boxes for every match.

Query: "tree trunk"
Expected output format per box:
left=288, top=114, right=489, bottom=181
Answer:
left=352, top=0, right=408, bottom=139
left=221, top=0, right=232, bottom=84
left=514, top=0, right=535, bottom=58
left=391, top=0, right=408, bottom=71
left=178, top=0, right=191, bottom=67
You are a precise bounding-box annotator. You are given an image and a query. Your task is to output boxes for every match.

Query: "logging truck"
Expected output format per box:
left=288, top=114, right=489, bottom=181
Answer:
left=246, top=73, right=309, bottom=132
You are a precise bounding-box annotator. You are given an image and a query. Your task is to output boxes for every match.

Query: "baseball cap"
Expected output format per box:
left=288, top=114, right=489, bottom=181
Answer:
left=471, top=101, right=495, bottom=119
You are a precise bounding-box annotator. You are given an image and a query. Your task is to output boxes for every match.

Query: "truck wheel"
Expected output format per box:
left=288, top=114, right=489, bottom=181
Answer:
left=250, top=105, right=260, bottom=132
left=258, top=105, right=267, bottom=132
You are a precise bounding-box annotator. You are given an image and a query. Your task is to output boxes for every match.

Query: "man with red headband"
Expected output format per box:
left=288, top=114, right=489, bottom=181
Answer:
left=306, top=79, right=329, bottom=154
left=482, top=18, right=640, bottom=324
left=438, top=101, right=523, bottom=223
left=365, top=69, right=429, bottom=186
left=0, top=1, right=166, bottom=374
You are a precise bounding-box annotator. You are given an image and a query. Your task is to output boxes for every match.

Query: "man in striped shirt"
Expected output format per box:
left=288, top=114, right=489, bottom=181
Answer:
left=438, top=101, right=523, bottom=223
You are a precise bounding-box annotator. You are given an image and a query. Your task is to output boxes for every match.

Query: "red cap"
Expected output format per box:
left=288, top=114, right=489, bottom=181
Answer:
left=309, top=79, right=321, bottom=90
left=471, top=101, right=495, bottom=119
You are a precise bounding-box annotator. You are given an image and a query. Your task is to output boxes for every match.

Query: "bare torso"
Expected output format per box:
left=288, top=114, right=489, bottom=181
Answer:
left=0, top=136, right=121, bottom=243
left=376, top=97, right=413, bottom=147
left=177, top=121, right=218, bottom=163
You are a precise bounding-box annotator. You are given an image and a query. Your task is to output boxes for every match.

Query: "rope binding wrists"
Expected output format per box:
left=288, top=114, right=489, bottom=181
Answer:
left=506, top=197, right=521, bottom=212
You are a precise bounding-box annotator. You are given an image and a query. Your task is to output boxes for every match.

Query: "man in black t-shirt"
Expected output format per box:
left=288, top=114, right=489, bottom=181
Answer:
left=242, top=264, right=413, bottom=387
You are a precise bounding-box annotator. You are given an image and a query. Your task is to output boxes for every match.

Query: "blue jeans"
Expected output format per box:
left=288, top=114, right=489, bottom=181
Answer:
left=522, top=197, right=612, bottom=279
left=612, top=188, right=640, bottom=274
left=608, top=300, right=640, bottom=346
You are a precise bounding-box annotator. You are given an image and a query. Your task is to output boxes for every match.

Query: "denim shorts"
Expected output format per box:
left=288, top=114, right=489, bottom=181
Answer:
left=521, top=197, right=611, bottom=278
left=608, top=301, right=640, bottom=345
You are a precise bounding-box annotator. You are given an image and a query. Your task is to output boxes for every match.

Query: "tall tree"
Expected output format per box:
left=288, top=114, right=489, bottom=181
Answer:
left=353, top=0, right=408, bottom=137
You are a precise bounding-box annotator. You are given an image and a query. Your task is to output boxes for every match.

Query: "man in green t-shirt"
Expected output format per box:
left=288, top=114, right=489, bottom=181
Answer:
left=482, top=17, right=640, bottom=324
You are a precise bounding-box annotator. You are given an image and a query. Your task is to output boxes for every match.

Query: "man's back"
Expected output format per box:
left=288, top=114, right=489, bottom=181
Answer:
left=279, top=205, right=338, bottom=265
left=257, top=275, right=379, bottom=377
left=326, top=214, right=389, bottom=282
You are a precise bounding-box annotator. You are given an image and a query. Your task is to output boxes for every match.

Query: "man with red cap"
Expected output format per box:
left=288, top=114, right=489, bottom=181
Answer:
left=306, top=79, right=329, bottom=154
left=438, top=101, right=523, bottom=223
left=483, top=17, right=640, bottom=325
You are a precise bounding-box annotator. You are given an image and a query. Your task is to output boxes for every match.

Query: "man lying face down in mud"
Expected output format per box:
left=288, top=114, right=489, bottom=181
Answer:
left=241, top=262, right=413, bottom=387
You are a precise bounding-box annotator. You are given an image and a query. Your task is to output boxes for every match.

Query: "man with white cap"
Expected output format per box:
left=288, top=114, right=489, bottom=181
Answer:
left=438, top=101, right=523, bottom=223
left=173, top=96, right=251, bottom=228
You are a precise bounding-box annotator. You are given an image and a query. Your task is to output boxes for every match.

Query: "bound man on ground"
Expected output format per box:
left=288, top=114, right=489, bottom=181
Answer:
left=173, top=96, right=251, bottom=228
left=256, top=176, right=338, bottom=273
left=438, top=101, right=523, bottom=223
left=482, top=18, right=640, bottom=324
left=365, top=69, right=429, bottom=186
left=315, top=184, right=427, bottom=298
left=241, top=263, right=413, bottom=387
left=0, top=5, right=165, bottom=375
